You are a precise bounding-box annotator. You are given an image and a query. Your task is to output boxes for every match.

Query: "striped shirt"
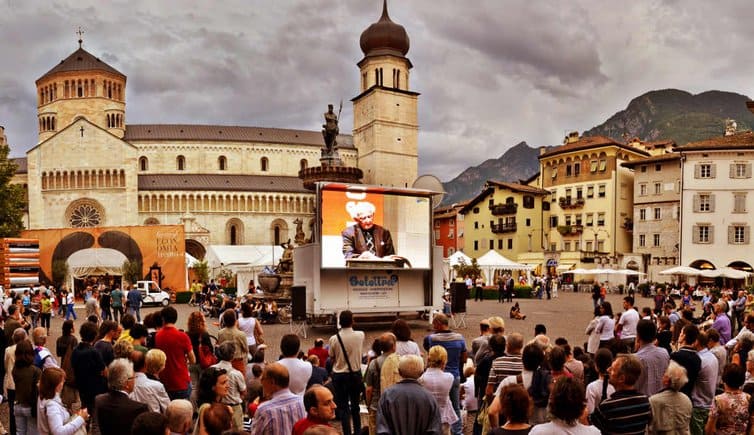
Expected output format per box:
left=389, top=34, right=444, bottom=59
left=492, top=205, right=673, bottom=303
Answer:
left=249, top=388, right=305, bottom=435
left=486, top=354, right=523, bottom=389
left=592, top=389, right=652, bottom=435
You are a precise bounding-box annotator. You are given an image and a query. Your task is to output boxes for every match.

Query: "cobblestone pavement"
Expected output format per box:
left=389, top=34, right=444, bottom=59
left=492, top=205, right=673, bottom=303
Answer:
left=0, top=290, right=653, bottom=433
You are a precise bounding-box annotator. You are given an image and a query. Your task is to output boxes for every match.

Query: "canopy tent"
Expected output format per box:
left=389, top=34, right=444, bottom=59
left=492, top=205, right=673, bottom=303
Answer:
left=699, top=267, right=751, bottom=279
left=444, top=251, right=473, bottom=282
left=205, top=245, right=284, bottom=296
left=447, top=251, right=472, bottom=267
left=658, top=266, right=701, bottom=276
left=475, top=250, right=531, bottom=283
left=67, top=248, right=128, bottom=279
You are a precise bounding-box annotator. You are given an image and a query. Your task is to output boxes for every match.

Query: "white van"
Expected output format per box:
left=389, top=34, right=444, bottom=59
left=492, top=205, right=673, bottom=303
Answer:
left=135, top=280, right=170, bottom=306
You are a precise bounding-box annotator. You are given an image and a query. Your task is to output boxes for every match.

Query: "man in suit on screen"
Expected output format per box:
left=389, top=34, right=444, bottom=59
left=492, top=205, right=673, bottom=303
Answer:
left=342, top=201, right=395, bottom=259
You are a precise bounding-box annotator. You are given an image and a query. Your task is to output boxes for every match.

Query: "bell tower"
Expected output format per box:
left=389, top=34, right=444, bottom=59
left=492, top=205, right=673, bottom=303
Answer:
left=35, top=33, right=126, bottom=143
left=353, top=0, right=419, bottom=187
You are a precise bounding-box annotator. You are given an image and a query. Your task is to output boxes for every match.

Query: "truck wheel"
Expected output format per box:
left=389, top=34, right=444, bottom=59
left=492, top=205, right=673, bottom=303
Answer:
left=161, top=299, right=169, bottom=306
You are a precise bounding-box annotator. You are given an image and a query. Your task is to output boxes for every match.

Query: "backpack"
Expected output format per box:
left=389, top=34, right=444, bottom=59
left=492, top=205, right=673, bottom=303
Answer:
left=34, top=346, right=52, bottom=369
left=528, top=367, right=552, bottom=408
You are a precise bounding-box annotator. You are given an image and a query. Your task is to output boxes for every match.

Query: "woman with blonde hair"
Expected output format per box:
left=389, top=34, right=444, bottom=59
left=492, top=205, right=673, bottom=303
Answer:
left=419, top=345, right=457, bottom=435
left=37, top=367, right=89, bottom=435
left=145, top=349, right=168, bottom=380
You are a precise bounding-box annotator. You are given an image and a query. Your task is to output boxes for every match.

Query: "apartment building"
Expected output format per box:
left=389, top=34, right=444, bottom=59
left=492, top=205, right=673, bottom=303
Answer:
left=433, top=201, right=467, bottom=257
left=537, top=132, right=649, bottom=273
left=460, top=180, right=549, bottom=267
left=621, top=152, right=681, bottom=281
left=677, top=130, right=754, bottom=273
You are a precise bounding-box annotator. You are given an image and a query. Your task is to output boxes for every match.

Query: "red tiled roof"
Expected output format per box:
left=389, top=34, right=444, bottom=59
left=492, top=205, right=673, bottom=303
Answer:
left=138, top=174, right=310, bottom=193
left=675, top=131, right=754, bottom=151
left=486, top=180, right=549, bottom=195
left=621, top=153, right=681, bottom=168
left=124, top=124, right=354, bottom=148
left=539, top=135, right=649, bottom=159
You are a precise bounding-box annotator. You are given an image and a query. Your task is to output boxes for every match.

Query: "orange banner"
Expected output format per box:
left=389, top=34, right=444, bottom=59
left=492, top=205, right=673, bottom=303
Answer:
left=22, top=225, right=186, bottom=291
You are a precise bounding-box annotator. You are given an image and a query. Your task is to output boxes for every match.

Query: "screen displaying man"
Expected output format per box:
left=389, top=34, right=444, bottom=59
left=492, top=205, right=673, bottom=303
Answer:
left=342, top=201, right=395, bottom=259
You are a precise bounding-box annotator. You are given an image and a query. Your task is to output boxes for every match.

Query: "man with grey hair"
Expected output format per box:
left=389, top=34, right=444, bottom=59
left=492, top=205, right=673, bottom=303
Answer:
left=165, top=399, right=193, bottom=435
left=648, top=361, right=692, bottom=434
left=91, top=358, right=149, bottom=435
left=342, top=201, right=395, bottom=259
left=377, top=355, right=442, bottom=435
left=32, top=326, right=58, bottom=369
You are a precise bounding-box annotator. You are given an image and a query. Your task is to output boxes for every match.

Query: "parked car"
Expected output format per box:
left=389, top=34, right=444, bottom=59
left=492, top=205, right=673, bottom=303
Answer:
left=134, top=280, right=170, bottom=306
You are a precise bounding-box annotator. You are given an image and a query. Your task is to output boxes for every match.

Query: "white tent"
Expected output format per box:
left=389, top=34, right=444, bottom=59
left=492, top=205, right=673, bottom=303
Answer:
left=205, top=245, right=284, bottom=296
left=68, top=248, right=128, bottom=279
left=699, top=267, right=751, bottom=279
left=658, top=266, right=701, bottom=276
left=476, top=250, right=531, bottom=283
left=447, top=251, right=472, bottom=267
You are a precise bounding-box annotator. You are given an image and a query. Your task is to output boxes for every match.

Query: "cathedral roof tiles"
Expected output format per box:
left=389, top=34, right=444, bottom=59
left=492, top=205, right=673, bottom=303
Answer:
left=38, top=48, right=125, bottom=82
left=138, top=174, right=310, bottom=193
left=124, top=124, right=354, bottom=148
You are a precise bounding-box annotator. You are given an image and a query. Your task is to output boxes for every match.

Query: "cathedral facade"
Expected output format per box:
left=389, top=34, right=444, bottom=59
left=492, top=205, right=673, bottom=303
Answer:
left=11, top=2, right=418, bottom=260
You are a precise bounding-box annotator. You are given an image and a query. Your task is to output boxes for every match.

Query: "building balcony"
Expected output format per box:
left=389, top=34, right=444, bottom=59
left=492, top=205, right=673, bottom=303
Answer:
left=491, top=223, right=517, bottom=233
left=557, top=224, right=583, bottom=236
left=559, top=197, right=585, bottom=209
left=622, top=219, right=633, bottom=232
left=490, top=203, right=518, bottom=215
left=580, top=250, right=610, bottom=263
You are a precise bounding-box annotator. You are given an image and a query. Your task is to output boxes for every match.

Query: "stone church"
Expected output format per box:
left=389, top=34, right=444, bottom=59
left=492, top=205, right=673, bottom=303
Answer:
left=10, top=2, right=419, bottom=260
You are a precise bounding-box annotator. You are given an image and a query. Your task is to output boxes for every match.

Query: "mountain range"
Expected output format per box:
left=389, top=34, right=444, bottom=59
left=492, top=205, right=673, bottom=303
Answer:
left=440, top=89, right=754, bottom=206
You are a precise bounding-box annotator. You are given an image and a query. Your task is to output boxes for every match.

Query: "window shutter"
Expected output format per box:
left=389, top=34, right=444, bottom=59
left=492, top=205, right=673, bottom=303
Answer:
left=746, top=226, right=751, bottom=244
left=710, top=164, right=717, bottom=178
left=694, top=164, right=701, bottom=179
left=710, top=194, right=715, bottom=212
left=728, top=226, right=735, bottom=244
left=693, top=194, right=700, bottom=212
left=709, top=226, right=714, bottom=243
left=730, top=164, right=736, bottom=178
left=693, top=225, right=700, bottom=243
left=747, top=164, right=753, bottom=178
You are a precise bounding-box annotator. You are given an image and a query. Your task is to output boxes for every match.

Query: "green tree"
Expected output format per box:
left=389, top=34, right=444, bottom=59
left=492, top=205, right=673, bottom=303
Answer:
left=193, top=260, right=210, bottom=284
left=453, top=258, right=481, bottom=279
left=0, top=142, right=25, bottom=237
left=122, top=259, right=143, bottom=286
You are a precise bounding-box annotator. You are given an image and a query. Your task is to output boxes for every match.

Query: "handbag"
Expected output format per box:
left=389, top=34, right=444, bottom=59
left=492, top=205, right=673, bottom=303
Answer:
left=198, top=343, right=218, bottom=369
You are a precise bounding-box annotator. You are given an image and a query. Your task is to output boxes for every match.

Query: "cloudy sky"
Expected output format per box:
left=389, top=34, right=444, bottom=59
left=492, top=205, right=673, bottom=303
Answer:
left=1, top=0, right=754, bottom=181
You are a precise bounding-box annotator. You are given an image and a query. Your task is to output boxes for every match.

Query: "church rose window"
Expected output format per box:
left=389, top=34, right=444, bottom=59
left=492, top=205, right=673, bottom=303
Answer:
left=67, top=200, right=104, bottom=228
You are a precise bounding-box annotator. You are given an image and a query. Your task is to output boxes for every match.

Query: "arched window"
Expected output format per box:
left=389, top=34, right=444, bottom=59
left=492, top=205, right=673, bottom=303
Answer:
left=177, top=155, right=186, bottom=171
left=260, top=157, right=269, bottom=172
left=300, top=159, right=308, bottom=170
left=230, top=225, right=237, bottom=245
left=144, top=217, right=159, bottom=225
left=139, top=156, right=148, bottom=171
left=274, top=225, right=281, bottom=245
left=226, top=218, right=244, bottom=245
left=218, top=156, right=227, bottom=171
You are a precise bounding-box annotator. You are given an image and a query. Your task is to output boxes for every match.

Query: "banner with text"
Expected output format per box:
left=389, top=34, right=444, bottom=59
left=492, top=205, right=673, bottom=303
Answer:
left=347, top=273, right=399, bottom=301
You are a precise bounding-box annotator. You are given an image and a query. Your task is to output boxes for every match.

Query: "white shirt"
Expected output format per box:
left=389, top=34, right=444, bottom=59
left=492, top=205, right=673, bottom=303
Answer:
left=277, top=357, right=312, bottom=396
left=38, top=395, right=86, bottom=435
left=585, top=378, right=615, bottom=413
left=618, top=308, right=640, bottom=339
left=237, top=316, right=258, bottom=346
left=130, top=372, right=170, bottom=413
left=66, top=293, right=74, bottom=305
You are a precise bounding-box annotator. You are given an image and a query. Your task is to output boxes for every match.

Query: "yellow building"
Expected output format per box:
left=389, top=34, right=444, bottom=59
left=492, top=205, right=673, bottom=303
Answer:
left=537, top=132, right=649, bottom=273
left=7, top=2, right=419, bottom=259
left=460, top=180, right=549, bottom=266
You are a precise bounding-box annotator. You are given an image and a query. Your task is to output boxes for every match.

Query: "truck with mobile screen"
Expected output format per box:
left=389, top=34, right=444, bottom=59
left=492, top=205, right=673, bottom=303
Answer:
left=293, top=182, right=443, bottom=325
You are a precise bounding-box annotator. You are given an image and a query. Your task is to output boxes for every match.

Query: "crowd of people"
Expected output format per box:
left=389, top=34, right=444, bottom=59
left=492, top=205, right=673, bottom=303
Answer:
left=1, top=279, right=754, bottom=434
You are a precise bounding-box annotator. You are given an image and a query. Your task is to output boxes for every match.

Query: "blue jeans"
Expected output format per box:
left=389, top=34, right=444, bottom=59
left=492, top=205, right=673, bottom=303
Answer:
left=167, top=383, right=192, bottom=401
left=15, top=404, right=37, bottom=435
left=332, top=372, right=362, bottom=435
left=130, top=306, right=141, bottom=322
left=450, top=375, right=462, bottom=435
left=65, top=303, right=77, bottom=320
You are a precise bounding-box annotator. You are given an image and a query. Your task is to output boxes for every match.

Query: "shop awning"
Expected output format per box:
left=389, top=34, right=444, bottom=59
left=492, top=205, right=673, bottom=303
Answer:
left=556, top=264, right=574, bottom=272
left=67, top=248, right=128, bottom=279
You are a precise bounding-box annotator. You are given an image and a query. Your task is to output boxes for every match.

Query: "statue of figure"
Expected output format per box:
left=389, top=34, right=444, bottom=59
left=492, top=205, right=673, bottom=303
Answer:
left=293, top=218, right=306, bottom=245
left=277, top=239, right=294, bottom=274
left=322, top=103, right=339, bottom=154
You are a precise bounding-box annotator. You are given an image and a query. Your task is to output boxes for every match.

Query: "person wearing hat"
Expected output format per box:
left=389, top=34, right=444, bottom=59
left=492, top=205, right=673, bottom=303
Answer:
left=474, top=317, right=505, bottom=366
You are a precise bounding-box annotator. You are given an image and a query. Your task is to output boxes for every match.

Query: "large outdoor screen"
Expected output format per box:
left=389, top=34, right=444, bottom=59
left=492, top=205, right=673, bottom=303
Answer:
left=320, top=184, right=432, bottom=269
